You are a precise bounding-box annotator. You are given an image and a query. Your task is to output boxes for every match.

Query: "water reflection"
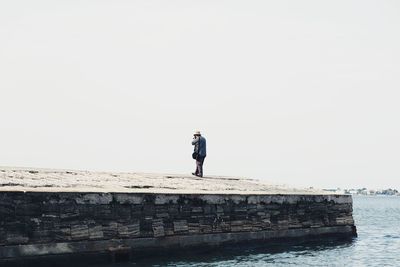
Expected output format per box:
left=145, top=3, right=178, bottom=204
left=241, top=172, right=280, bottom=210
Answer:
left=109, top=237, right=356, bottom=267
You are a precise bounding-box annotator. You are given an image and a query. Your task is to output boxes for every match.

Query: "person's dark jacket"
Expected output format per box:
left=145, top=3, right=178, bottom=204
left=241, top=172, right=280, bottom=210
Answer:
left=192, top=136, right=207, bottom=157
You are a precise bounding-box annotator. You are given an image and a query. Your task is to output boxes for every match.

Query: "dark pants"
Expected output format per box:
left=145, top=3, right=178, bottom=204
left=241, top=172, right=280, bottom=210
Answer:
left=195, top=156, right=205, bottom=177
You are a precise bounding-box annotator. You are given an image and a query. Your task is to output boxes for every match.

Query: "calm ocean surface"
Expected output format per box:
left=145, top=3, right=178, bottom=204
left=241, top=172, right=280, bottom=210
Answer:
left=102, top=196, right=400, bottom=267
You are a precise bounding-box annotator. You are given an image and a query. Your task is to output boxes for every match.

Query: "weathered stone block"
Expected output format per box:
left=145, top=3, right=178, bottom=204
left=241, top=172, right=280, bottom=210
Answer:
left=102, top=222, right=118, bottom=239
left=156, top=212, right=170, bottom=219
left=152, top=219, right=165, bottom=237
left=75, top=194, right=112, bottom=205
left=234, top=206, right=247, bottom=213
left=0, top=230, right=5, bottom=245
left=335, top=216, right=355, bottom=226
left=60, top=205, right=79, bottom=221
left=118, top=223, right=140, bottom=238
left=188, top=222, right=200, bottom=234
left=32, top=229, right=54, bottom=243
left=131, top=205, right=143, bottom=217
left=143, top=204, right=155, bottom=216
left=6, top=233, right=29, bottom=245
left=94, top=205, right=113, bottom=220
left=199, top=223, right=213, bottom=233
left=42, top=203, right=60, bottom=216
left=71, top=225, right=89, bottom=240
left=116, top=205, right=131, bottom=219
left=191, top=207, right=203, bottom=213
left=89, top=225, right=104, bottom=240
left=179, top=205, right=192, bottom=216
left=231, top=220, right=250, bottom=232
left=203, top=205, right=214, bottom=214
left=16, top=203, right=41, bottom=216
left=0, top=205, right=14, bottom=219
left=173, top=220, right=188, bottom=233
left=54, top=227, right=71, bottom=241
left=77, top=205, right=97, bottom=219
left=155, top=195, right=179, bottom=205
left=167, top=205, right=179, bottom=216
left=114, top=194, right=143, bottom=205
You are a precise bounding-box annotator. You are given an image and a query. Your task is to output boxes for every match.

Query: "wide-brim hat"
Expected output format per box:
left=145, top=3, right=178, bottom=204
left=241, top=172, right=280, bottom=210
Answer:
left=194, top=131, right=201, bottom=136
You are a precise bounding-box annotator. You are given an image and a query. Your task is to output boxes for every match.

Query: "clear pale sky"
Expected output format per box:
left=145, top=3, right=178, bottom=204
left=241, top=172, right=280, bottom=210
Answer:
left=1, top=0, right=399, bottom=189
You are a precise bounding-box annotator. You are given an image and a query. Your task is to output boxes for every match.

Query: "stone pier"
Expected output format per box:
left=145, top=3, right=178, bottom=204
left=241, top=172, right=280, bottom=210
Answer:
left=0, top=167, right=357, bottom=264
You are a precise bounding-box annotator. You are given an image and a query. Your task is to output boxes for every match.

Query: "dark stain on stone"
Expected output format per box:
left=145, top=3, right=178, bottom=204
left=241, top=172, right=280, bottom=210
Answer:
left=0, top=183, right=21, bottom=187
left=124, top=185, right=153, bottom=189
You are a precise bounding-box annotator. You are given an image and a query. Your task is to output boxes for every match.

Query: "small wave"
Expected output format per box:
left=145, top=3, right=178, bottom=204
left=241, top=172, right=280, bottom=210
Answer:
left=383, top=234, right=400, bottom=239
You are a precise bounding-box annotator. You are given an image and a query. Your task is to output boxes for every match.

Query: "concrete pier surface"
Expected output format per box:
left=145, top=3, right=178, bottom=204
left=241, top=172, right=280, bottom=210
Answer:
left=0, top=167, right=357, bottom=264
left=0, top=166, right=326, bottom=194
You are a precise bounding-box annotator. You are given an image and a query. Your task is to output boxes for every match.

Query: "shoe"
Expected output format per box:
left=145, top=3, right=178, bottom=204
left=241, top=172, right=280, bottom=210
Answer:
left=192, top=172, right=197, bottom=176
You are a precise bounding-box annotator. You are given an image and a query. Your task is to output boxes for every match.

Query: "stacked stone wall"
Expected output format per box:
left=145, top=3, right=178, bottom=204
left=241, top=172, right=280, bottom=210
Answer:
left=0, top=192, right=355, bottom=248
